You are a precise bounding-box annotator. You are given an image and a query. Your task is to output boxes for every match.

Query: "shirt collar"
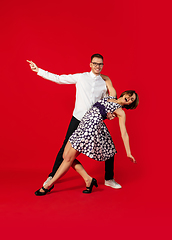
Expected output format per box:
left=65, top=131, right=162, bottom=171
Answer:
left=90, top=71, right=101, bottom=80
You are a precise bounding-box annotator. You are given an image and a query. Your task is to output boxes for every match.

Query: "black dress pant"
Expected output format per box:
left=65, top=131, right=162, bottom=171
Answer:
left=49, top=116, right=114, bottom=180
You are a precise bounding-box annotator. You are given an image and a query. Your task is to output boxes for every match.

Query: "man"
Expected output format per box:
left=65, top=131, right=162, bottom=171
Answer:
left=27, top=53, right=121, bottom=189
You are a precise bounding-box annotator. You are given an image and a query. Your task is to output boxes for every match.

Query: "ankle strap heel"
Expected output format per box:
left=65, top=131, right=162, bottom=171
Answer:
left=83, top=178, right=98, bottom=194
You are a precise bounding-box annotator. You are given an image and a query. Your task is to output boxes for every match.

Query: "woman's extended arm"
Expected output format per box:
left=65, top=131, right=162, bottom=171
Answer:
left=116, top=109, right=136, bottom=163
left=100, top=74, right=117, bottom=98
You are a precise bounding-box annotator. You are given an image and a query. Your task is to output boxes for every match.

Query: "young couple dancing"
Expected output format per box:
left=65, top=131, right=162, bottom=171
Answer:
left=27, top=54, right=139, bottom=196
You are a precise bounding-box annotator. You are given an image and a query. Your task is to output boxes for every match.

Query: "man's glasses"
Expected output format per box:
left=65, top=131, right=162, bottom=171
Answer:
left=91, top=62, right=104, bottom=67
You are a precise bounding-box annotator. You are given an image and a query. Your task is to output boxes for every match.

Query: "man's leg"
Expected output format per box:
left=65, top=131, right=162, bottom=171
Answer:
left=48, top=116, right=80, bottom=177
left=104, top=156, right=122, bottom=189
left=105, top=156, right=114, bottom=180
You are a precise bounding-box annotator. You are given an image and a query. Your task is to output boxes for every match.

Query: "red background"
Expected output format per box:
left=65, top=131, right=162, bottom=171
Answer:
left=0, top=0, right=171, bottom=239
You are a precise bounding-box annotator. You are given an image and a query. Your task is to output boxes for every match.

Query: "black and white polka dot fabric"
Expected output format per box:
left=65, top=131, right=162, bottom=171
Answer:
left=69, top=96, right=122, bottom=161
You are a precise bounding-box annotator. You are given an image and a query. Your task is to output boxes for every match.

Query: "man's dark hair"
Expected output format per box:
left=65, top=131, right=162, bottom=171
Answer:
left=91, top=54, right=103, bottom=62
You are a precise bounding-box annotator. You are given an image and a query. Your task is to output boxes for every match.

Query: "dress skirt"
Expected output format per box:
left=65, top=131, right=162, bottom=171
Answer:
left=69, top=106, right=117, bottom=161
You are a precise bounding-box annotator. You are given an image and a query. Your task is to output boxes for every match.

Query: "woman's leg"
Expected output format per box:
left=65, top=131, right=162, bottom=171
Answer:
left=40, top=142, right=79, bottom=192
left=64, top=142, right=93, bottom=187
left=41, top=141, right=94, bottom=192
left=72, top=159, right=92, bottom=187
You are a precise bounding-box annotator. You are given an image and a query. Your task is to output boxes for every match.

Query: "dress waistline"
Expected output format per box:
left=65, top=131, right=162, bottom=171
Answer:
left=93, top=102, right=107, bottom=120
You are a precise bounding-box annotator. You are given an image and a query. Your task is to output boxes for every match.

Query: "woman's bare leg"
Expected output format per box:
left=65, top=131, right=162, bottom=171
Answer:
left=64, top=142, right=93, bottom=187
left=41, top=141, right=93, bottom=191
left=72, top=160, right=92, bottom=187
left=39, top=142, right=79, bottom=192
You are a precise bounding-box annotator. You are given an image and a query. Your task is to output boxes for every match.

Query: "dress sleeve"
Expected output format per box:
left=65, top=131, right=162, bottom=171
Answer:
left=37, top=68, right=81, bottom=84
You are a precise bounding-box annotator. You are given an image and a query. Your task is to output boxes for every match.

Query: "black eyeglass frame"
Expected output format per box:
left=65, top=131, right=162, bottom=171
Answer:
left=91, top=62, right=104, bottom=67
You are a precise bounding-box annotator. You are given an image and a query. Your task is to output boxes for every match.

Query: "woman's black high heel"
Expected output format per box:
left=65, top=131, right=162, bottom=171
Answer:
left=83, top=178, right=98, bottom=194
left=35, top=185, right=54, bottom=196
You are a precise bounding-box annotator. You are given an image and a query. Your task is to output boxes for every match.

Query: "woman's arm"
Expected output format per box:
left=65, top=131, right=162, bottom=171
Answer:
left=116, top=109, right=136, bottom=163
left=100, top=74, right=117, bottom=98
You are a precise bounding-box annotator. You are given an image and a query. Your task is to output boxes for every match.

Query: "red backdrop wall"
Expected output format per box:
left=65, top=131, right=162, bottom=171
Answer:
left=0, top=0, right=171, bottom=239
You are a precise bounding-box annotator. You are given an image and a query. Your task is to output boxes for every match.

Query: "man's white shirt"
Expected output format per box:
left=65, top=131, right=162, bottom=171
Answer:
left=38, top=69, right=108, bottom=121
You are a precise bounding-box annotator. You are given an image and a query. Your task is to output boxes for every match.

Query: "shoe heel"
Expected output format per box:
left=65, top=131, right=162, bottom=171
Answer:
left=93, top=179, right=98, bottom=188
left=83, top=178, right=98, bottom=194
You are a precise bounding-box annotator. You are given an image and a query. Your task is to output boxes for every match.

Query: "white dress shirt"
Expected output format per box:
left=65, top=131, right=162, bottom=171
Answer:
left=38, top=68, right=108, bottom=121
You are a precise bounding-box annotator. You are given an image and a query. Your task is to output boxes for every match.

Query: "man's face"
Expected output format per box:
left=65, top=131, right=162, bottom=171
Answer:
left=90, top=57, right=104, bottom=75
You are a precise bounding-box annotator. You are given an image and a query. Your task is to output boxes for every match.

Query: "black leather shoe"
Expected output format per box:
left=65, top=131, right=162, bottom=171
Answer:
left=83, top=178, right=98, bottom=194
left=35, top=185, right=54, bottom=196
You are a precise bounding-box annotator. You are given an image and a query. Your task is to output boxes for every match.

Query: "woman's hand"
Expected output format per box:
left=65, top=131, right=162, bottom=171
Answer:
left=127, top=154, right=137, bottom=164
left=27, top=60, right=39, bottom=73
left=107, top=112, right=116, bottom=120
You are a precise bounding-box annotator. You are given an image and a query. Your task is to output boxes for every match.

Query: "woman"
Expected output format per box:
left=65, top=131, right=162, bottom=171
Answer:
left=35, top=87, right=139, bottom=196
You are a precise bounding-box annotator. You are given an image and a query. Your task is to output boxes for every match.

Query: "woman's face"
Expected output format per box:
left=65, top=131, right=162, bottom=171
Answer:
left=122, top=93, right=136, bottom=105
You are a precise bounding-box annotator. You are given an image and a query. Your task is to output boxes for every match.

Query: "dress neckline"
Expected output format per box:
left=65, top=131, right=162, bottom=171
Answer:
left=107, top=96, right=122, bottom=107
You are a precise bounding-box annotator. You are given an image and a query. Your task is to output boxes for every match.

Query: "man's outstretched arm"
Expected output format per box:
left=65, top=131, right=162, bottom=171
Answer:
left=27, top=60, right=79, bottom=84
left=27, top=60, right=39, bottom=73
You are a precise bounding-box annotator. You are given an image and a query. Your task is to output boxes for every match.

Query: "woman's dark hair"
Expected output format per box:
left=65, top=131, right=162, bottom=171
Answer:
left=91, top=53, right=103, bottom=62
left=120, top=90, right=139, bottom=110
